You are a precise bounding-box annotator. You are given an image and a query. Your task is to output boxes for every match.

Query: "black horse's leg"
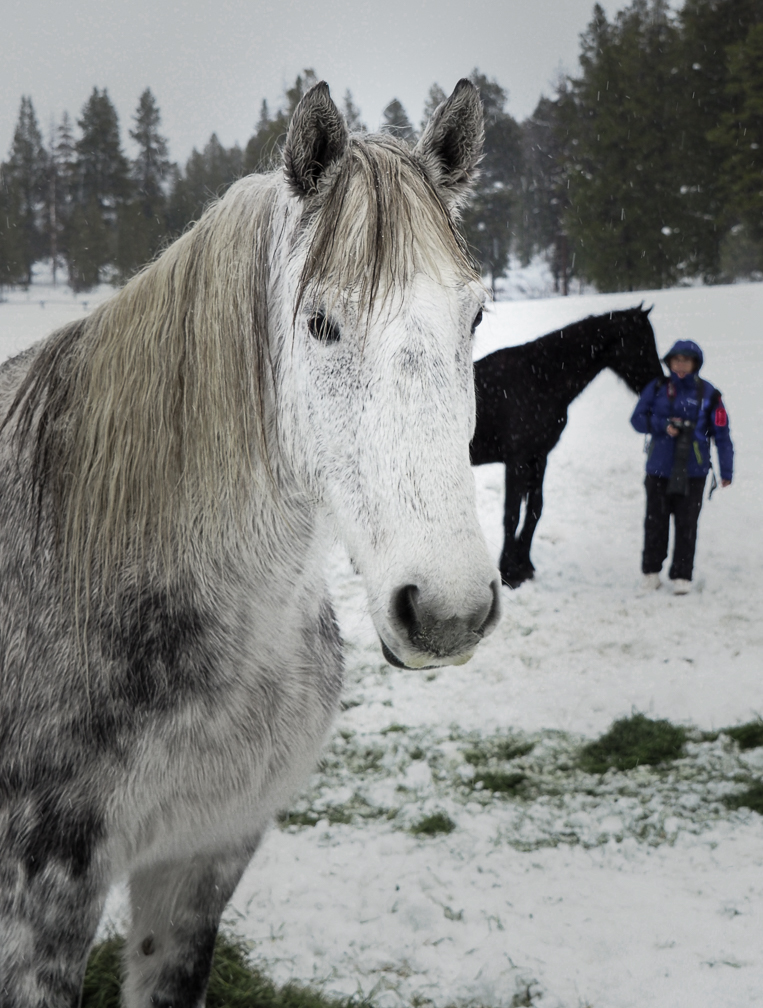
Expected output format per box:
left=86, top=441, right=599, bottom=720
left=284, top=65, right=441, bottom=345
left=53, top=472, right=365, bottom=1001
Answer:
left=123, top=838, right=260, bottom=1008
left=515, top=455, right=548, bottom=581
left=499, top=463, right=528, bottom=588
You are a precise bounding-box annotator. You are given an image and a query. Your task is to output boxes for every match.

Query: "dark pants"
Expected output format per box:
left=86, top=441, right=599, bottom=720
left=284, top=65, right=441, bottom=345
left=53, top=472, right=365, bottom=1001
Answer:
left=642, top=475, right=706, bottom=581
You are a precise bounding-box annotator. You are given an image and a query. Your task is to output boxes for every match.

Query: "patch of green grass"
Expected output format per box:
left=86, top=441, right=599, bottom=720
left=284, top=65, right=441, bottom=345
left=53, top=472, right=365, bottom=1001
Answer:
left=698, top=730, right=720, bottom=742
left=723, top=781, right=763, bottom=815
left=278, top=792, right=400, bottom=829
left=354, top=746, right=385, bottom=772
left=495, top=740, right=534, bottom=761
left=474, top=771, right=526, bottom=794
left=277, top=806, right=355, bottom=828
left=578, top=714, right=687, bottom=774
left=722, top=720, right=763, bottom=751
left=380, top=723, right=408, bottom=734
left=81, top=933, right=124, bottom=1008
left=409, top=812, right=456, bottom=836
left=462, top=739, right=534, bottom=766
left=82, top=930, right=367, bottom=1008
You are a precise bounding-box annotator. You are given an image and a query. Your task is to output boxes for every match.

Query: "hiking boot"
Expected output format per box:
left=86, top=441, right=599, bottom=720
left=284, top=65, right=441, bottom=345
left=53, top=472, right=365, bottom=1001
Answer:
left=642, top=573, right=661, bottom=590
left=672, top=579, right=691, bottom=595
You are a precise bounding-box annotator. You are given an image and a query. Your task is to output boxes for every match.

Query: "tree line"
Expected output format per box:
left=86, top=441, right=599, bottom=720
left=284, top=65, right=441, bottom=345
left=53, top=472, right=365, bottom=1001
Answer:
left=2, top=0, right=763, bottom=295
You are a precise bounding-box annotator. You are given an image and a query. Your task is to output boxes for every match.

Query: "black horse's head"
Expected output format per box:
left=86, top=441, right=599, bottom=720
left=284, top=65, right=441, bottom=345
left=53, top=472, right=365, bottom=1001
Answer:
left=599, top=305, right=663, bottom=394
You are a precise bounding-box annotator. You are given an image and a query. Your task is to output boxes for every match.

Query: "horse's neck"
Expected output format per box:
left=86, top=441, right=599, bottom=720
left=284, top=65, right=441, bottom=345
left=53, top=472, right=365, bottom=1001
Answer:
left=541, top=325, right=609, bottom=404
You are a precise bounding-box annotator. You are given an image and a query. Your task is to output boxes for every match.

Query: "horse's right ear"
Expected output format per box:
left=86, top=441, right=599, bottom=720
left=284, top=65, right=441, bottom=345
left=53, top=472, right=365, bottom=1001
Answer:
left=415, top=79, right=484, bottom=208
left=284, top=82, right=349, bottom=198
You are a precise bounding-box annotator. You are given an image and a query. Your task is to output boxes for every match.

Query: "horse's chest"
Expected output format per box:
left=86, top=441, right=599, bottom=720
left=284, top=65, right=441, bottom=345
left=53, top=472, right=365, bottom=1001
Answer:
left=107, top=593, right=343, bottom=868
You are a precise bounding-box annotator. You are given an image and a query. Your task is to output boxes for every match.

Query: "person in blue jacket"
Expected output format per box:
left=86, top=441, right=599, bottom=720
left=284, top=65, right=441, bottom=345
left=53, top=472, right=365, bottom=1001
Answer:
left=630, top=339, right=733, bottom=595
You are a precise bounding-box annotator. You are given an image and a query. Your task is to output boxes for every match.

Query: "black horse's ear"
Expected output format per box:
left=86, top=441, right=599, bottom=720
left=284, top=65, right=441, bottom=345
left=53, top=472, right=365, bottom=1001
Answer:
left=415, top=79, right=484, bottom=209
left=284, top=82, right=349, bottom=198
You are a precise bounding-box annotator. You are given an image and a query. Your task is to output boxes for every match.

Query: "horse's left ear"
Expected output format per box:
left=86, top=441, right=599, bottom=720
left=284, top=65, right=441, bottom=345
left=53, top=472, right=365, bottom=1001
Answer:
left=284, top=82, right=349, bottom=198
left=415, top=79, right=483, bottom=208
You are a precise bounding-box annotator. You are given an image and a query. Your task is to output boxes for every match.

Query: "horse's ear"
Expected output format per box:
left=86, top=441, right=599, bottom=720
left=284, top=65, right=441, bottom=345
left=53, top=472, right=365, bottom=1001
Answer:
left=415, top=79, right=483, bottom=208
left=284, top=82, right=349, bottom=198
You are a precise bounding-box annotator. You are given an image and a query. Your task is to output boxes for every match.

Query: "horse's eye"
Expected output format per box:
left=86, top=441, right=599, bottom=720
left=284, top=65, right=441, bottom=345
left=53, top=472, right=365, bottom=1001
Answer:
left=307, top=312, right=340, bottom=343
left=471, top=308, right=484, bottom=333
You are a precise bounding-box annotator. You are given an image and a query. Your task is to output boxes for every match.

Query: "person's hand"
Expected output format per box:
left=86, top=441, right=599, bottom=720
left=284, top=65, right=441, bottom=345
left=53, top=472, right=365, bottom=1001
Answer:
left=721, top=479, right=732, bottom=487
left=667, top=419, right=680, bottom=437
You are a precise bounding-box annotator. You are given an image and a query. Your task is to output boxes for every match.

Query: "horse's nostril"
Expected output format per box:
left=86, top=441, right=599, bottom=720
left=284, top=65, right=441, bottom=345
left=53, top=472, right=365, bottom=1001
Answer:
left=393, top=584, right=421, bottom=638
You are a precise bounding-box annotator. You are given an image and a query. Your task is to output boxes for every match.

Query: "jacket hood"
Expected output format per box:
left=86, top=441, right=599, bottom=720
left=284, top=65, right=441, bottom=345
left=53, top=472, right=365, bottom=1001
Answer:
left=663, top=339, right=703, bottom=372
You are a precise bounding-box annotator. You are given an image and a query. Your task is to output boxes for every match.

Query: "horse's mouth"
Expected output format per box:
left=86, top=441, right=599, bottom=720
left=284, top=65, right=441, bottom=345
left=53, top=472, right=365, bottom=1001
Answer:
left=380, top=638, right=472, bottom=670
left=381, top=639, right=433, bottom=670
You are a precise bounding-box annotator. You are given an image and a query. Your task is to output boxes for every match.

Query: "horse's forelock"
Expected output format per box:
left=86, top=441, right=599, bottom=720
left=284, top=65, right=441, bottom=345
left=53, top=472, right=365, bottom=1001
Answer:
left=295, top=134, right=478, bottom=319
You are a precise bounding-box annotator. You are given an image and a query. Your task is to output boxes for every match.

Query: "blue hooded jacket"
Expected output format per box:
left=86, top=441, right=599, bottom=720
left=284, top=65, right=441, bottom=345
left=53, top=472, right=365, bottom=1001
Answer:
left=630, top=340, right=734, bottom=482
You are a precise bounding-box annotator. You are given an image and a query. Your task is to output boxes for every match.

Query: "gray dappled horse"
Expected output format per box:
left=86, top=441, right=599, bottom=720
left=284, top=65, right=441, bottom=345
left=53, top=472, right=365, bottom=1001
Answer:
left=0, top=81, right=500, bottom=1007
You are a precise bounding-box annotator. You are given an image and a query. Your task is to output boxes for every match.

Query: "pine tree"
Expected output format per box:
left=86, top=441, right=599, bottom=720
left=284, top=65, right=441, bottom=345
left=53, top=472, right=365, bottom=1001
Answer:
left=116, top=88, right=172, bottom=279
left=244, top=71, right=322, bottom=176
left=130, top=89, right=171, bottom=215
left=381, top=99, right=416, bottom=142
left=0, top=163, right=26, bottom=287
left=469, top=71, right=522, bottom=190
left=459, top=70, right=523, bottom=295
left=519, top=85, right=577, bottom=292
left=673, top=0, right=763, bottom=278
left=562, top=1, right=690, bottom=292
left=284, top=70, right=319, bottom=117
left=343, top=90, right=366, bottom=132
left=46, top=112, right=77, bottom=285
left=72, top=88, right=129, bottom=285
left=66, top=196, right=110, bottom=292
left=3, top=96, right=48, bottom=284
left=167, top=134, right=243, bottom=233
left=76, top=88, right=130, bottom=218
left=115, top=200, right=157, bottom=280
left=421, top=84, right=447, bottom=133
left=710, top=23, right=763, bottom=256
left=243, top=100, right=289, bottom=174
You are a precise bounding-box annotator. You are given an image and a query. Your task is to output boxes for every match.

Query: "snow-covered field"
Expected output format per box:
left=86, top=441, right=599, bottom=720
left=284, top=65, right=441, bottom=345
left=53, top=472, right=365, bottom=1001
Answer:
left=2, top=278, right=762, bottom=1007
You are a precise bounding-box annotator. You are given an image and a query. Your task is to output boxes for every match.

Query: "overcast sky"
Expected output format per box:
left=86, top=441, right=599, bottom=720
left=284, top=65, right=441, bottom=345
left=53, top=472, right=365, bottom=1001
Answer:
left=5, top=0, right=649, bottom=166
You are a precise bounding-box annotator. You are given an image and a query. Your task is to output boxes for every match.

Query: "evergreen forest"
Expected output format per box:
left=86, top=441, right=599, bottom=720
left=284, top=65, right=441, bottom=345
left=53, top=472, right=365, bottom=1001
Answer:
left=2, top=0, right=763, bottom=295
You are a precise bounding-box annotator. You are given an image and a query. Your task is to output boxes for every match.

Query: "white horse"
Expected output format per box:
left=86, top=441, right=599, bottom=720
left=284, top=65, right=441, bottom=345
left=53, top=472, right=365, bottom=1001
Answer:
left=0, top=80, right=499, bottom=1007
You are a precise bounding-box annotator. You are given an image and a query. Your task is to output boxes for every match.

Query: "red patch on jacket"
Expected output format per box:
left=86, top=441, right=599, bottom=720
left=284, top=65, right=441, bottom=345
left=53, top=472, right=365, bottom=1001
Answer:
left=714, top=401, right=727, bottom=427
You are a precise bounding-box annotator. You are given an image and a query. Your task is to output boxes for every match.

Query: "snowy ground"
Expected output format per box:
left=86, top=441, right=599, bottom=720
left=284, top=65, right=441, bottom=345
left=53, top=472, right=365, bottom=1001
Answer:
left=2, top=277, right=763, bottom=1007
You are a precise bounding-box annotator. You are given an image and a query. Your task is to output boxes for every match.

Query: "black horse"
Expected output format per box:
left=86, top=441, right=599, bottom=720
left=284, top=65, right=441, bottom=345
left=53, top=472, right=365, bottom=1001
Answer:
left=470, top=306, right=663, bottom=588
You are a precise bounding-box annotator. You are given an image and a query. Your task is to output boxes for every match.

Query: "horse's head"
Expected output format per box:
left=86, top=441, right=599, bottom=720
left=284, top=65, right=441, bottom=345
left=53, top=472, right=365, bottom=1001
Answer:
left=272, top=81, right=500, bottom=669
left=600, top=305, right=664, bottom=394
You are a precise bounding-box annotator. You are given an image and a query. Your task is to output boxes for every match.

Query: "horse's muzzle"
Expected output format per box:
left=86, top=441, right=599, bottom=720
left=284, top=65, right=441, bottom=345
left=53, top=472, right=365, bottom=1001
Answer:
left=380, top=580, right=501, bottom=669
